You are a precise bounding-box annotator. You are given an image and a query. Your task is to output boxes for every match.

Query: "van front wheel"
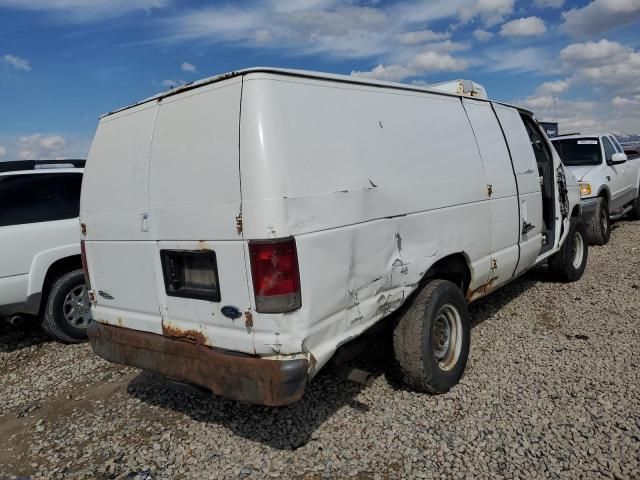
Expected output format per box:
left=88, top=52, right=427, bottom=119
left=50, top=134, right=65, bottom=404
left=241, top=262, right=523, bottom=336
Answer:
left=549, top=217, right=588, bottom=283
left=42, top=270, right=92, bottom=343
left=393, top=279, right=470, bottom=394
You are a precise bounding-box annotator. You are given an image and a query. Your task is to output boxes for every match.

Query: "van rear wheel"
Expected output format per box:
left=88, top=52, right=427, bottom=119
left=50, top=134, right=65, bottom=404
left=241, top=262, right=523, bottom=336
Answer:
left=393, top=279, right=470, bottom=394
left=549, top=217, right=588, bottom=283
left=42, top=270, right=92, bottom=343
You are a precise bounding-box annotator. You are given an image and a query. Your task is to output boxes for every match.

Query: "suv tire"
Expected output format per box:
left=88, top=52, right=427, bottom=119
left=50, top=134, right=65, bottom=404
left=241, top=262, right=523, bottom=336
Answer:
left=587, top=196, right=610, bottom=245
left=42, top=270, right=92, bottom=343
left=549, top=217, right=588, bottom=283
left=393, top=279, right=470, bottom=394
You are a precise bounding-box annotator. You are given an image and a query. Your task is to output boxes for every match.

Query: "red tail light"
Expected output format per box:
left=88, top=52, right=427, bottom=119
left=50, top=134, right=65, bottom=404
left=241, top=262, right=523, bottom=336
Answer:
left=249, top=237, right=301, bottom=313
left=80, top=240, right=91, bottom=288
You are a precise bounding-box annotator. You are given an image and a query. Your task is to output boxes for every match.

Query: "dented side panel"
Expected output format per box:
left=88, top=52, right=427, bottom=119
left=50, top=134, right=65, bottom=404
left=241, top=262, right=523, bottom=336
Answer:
left=239, top=73, right=493, bottom=371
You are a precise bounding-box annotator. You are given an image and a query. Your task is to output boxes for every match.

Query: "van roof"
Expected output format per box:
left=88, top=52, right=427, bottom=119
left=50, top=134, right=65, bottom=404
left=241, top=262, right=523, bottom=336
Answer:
left=102, top=67, right=530, bottom=118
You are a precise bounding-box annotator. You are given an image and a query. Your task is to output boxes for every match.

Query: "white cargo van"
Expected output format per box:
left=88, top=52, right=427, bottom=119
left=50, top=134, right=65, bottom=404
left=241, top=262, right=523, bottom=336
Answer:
left=81, top=68, right=587, bottom=406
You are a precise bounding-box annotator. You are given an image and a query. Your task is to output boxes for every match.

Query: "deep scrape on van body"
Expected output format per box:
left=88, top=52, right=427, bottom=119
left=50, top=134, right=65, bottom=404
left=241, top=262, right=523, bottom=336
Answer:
left=81, top=68, right=587, bottom=406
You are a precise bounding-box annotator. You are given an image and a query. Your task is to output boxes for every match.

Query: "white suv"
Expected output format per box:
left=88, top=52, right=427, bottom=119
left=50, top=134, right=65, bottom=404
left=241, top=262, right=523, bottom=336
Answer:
left=0, top=159, right=92, bottom=342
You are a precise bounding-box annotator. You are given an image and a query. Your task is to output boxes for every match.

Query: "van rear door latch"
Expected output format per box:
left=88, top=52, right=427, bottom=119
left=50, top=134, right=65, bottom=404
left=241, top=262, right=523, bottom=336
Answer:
left=522, top=221, right=535, bottom=235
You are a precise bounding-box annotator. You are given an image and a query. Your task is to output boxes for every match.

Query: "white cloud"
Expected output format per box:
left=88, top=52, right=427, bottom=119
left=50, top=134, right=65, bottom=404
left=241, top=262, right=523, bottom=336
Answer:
left=181, top=61, right=196, bottom=72
left=485, top=46, right=548, bottom=73
left=612, top=96, right=640, bottom=107
left=535, top=79, right=571, bottom=95
left=397, top=30, right=451, bottom=45
left=562, top=0, right=640, bottom=37
left=473, top=29, right=494, bottom=41
left=458, top=0, right=515, bottom=27
left=161, top=79, right=187, bottom=88
left=560, top=39, right=629, bottom=67
left=559, top=40, right=640, bottom=96
left=0, top=0, right=170, bottom=22
left=534, top=0, right=564, bottom=7
left=0, top=146, right=6, bottom=157
left=157, top=1, right=516, bottom=61
left=2, top=54, right=31, bottom=71
left=351, top=49, right=468, bottom=82
left=499, top=16, right=547, bottom=37
left=16, top=134, right=67, bottom=160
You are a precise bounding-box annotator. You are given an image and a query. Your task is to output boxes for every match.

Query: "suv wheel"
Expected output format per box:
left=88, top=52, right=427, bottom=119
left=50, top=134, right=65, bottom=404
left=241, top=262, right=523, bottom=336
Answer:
left=42, top=270, right=92, bottom=343
left=549, top=217, right=588, bottom=283
left=587, top=196, right=610, bottom=245
left=393, top=279, right=471, bottom=394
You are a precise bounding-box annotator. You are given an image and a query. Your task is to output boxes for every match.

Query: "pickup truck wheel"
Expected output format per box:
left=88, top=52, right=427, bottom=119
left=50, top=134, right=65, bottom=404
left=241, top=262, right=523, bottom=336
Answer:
left=629, top=186, right=640, bottom=220
left=42, top=270, right=92, bottom=343
left=586, top=196, right=610, bottom=245
left=393, top=279, right=470, bottom=394
left=549, top=217, right=588, bottom=283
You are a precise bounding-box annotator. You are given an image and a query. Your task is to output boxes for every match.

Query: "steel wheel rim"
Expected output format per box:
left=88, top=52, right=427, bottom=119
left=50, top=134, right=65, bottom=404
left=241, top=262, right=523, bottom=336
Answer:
left=572, top=231, right=585, bottom=269
left=432, top=303, right=463, bottom=371
left=62, top=284, right=92, bottom=328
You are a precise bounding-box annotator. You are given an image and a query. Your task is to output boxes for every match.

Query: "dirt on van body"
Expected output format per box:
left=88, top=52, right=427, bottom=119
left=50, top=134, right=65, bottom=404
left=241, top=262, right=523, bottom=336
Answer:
left=1, top=221, right=639, bottom=480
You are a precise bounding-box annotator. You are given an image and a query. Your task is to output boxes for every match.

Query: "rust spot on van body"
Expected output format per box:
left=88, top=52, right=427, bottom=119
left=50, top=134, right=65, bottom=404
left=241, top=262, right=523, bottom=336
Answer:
left=88, top=322, right=309, bottom=406
left=162, top=323, right=207, bottom=345
left=80, top=223, right=87, bottom=236
left=244, top=311, right=254, bottom=329
left=467, top=276, right=498, bottom=302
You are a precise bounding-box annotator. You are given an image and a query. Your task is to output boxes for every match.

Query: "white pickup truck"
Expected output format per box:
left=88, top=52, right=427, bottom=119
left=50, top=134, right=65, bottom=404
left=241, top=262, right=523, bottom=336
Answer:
left=552, top=133, right=640, bottom=244
left=81, top=68, right=587, bottom=406
left=0, top=159, right=92, bottom=342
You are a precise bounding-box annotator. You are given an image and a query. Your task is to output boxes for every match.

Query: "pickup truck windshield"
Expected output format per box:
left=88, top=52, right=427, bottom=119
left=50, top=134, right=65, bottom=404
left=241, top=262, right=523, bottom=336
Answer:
left=552, top=138, right=602, bottom=166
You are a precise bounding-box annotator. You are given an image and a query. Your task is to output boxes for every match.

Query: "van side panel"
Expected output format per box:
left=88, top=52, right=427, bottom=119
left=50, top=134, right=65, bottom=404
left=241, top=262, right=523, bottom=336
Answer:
left=240, top=74, right=492, bottom=366
left=461, top=99, right=520, bottom=291
left=493, top=105, right=543, bottom=276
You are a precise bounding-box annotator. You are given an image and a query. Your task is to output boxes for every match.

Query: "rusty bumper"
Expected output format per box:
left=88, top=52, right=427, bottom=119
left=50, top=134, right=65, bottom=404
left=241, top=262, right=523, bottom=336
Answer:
left=87, top=322, right=309, bottom=406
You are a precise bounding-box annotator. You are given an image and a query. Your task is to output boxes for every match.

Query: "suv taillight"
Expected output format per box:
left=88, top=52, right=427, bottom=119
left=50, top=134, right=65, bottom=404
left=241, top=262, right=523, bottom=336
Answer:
left=80, top=240, right=91, bottom=288
left=249, top=237, right=301, bottom=313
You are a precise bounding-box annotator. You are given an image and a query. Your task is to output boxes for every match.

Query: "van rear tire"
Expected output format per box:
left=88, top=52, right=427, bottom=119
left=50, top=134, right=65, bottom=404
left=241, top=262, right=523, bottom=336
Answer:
left=549, top=217, right=588, bottom=283
left=42, top=270, right=92, bottom=343
left=393, top=279, right=470, bottom=394
left=586, top=196, right=610, bottom=245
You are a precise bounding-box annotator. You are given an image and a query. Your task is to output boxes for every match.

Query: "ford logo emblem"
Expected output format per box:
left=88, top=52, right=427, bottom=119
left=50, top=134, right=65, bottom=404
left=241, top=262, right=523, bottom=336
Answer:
left=221, top=306, right=242, bottom=320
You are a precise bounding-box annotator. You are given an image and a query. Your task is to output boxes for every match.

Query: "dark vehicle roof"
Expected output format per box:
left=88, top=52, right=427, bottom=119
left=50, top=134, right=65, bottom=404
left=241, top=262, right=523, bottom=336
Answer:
left=0, top=159, right=86, bottom=174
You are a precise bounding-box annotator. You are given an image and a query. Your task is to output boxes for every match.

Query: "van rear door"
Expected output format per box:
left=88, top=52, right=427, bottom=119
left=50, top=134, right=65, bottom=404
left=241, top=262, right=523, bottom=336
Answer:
left=81, top=102, right=163, bottom=334
left=147, top=78, right=254, bottom=354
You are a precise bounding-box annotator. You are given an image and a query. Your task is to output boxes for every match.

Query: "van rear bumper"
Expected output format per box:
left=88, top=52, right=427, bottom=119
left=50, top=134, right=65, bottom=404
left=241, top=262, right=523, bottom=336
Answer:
left=87, top=322, right=309, bottom=406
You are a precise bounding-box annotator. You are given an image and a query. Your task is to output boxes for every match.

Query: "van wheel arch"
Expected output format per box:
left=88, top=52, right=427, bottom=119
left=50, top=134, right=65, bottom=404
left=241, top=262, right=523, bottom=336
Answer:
left=39, top=255, right=83, bottom=315
left=420, top=253, right=471, bottom=298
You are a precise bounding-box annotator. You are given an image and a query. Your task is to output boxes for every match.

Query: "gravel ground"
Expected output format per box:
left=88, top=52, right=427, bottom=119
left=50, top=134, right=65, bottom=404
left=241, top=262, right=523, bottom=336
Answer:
left=1, top=221, right=639, bottom=480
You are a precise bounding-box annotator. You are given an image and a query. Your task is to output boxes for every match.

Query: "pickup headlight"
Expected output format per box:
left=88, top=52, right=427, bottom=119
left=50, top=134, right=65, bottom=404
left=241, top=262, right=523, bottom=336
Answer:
left=579, top=182, right=592, bottom=197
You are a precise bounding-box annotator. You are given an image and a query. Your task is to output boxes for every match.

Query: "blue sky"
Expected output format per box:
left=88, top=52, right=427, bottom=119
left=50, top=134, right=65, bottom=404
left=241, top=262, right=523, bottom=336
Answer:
left=1, top=0, right=639, bottom=159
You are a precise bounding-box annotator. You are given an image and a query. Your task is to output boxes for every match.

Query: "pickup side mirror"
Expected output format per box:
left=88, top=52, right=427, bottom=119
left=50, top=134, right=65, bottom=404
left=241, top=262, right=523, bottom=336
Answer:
left=608, top=152, right=628, bottom=165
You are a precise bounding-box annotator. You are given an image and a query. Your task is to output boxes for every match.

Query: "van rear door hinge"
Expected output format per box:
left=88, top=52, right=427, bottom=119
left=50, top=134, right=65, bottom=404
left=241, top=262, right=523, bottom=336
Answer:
left=486, top=184, right=493, bottom=197
left=235, top=212, right=243, bottom=235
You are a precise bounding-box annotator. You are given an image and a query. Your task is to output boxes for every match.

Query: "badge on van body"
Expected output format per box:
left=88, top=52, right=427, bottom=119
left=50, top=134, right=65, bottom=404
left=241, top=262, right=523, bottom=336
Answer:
left=221, top=306, right=242, bottom=320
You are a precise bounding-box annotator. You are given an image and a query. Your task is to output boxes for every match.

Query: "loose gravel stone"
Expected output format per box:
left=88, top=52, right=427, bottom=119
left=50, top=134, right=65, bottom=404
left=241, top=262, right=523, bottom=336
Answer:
left=1, top=221, right=639, bottom=479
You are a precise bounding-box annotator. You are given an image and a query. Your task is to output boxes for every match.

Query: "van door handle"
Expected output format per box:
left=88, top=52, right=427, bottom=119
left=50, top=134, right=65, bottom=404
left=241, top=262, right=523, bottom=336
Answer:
left=522, top=221, right=535, bottom=235
left=141, top=213, right=149, bottom=232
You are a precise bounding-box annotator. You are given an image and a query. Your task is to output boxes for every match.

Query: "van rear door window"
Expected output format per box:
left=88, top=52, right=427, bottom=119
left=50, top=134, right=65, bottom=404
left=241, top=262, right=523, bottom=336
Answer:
left=0, top=172, right=82, bottom=227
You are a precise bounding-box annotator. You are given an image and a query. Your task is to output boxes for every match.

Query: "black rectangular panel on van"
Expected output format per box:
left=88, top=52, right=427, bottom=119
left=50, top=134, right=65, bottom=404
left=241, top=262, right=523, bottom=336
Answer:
left=160, top=250, right=221, bottom=302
